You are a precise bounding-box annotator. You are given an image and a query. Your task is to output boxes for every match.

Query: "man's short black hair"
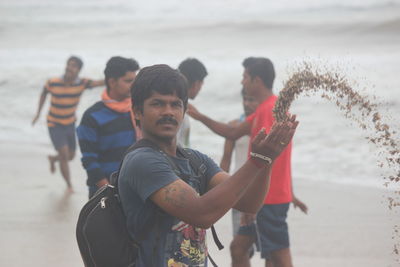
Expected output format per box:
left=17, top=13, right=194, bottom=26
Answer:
left=178, top=58, right=208, bottom=87
left=244, top=57, right=275, bottom=90
left=67, top=56, right=84, bottom=69
left=131, top=64, right=188, bottom=126
left=242, top=57, right=257, bottom=69
left=104, top=56, right=140, bottom=90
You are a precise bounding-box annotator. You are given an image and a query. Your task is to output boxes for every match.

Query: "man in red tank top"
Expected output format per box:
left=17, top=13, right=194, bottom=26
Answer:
left=188, top=57, right=308, bottom=267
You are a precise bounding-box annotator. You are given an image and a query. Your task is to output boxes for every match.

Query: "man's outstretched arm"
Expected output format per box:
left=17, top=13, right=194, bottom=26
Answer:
left=151, top=160, right=262, bottom=229
left=150, top=116, right=298, bottom=229
left=210, top=115, right=299, bottom=213
left=187, top=104, right=251, bottom=140
left=88, top=79, right=105, bottom=88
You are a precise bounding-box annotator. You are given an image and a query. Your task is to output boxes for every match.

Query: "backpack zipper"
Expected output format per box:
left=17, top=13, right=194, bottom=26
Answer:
left=100, top=197, right=107, bottom=209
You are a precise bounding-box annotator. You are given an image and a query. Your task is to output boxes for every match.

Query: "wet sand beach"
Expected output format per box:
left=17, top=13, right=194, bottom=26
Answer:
left=0, top=142, right=396, bottom=267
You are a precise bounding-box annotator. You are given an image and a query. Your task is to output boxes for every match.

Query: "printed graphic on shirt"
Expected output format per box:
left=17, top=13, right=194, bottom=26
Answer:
left=166, top=220, right=207, bottom=267
left=164, top=176, right=207, bottom=267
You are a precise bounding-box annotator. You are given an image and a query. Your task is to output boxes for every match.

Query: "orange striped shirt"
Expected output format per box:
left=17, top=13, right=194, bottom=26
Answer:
left=46, top=77, right=93, bottom=127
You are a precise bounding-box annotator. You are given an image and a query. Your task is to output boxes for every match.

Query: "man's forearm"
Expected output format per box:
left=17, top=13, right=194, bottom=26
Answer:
left=90, top=79, right=105, bottom=88
left=233, top=167, right=271, bottom=213
left=36, top=92, right=47, bottom=115
left=198, top=114, right=232, bottom=138
left=220, top=139, right=234, bottom=172
left=219, top=158, right=230, bottom=172
left=153, top=160, right=265, bottom=229
left=197, top=114, right=242, bottom=140
left=193, top=161, right=266, bottom=227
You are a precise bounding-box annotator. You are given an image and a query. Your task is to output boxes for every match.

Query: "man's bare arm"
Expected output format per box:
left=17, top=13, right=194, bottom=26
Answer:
left=187, top=104, right=251, bottom=140
left=233, top=167, right=271, bottom=213
left=220, top=120, right=240, bottom=172
left=151, top=116, right=298, bottom=228
left=220, top=139, right=235, bottom=172
left=32, top=88, right=48, bottom=126
left=89, top=79, right=105, bottom=88
left=150, top=160, right=262, bottom=229
left=207, top=161, right=271, bottom=214
left=209, top=115, right=299, bottom=213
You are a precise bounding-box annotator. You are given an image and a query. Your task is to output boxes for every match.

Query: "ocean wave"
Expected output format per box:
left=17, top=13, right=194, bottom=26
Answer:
left=368, top=18, right=400, bottom=32
left=302, top=0, right=400, bottom=12
left=2, top=0, right=399, bottom=26
left=149, top=16, right=400, bottom=37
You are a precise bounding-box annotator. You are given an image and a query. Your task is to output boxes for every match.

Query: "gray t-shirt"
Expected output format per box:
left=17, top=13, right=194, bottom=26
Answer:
left=119, top=146, right=221, bottom=267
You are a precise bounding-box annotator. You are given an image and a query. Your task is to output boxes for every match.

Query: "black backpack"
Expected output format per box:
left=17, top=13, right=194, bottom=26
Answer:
left=76, top=139, right=223, bottom=267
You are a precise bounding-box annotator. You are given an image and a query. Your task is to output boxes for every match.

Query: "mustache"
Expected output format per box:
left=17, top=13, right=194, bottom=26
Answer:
left=156, top=116, right=178, bottom=126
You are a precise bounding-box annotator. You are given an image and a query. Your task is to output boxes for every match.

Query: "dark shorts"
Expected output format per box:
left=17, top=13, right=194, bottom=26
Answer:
left=256, top=203, right=290, bottom=259
left=237, top=223, right=260, bottom=251
left=232, top=209, right=260, bottom=251
left=48, top=123, right=76, bottom=151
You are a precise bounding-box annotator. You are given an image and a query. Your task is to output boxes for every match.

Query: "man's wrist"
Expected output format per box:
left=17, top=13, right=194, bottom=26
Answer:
left=250, top=152, right=273, bottom=165
left=198, top=113, right=207, bottom=123
left=249, top=157, right=265, bottom=168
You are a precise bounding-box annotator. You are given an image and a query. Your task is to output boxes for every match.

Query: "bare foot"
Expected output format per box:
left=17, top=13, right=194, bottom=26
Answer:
left=48, top=155, right=56, bottom=173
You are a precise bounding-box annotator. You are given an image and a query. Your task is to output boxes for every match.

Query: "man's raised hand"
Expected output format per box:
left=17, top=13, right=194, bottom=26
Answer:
left=250, top=114, right=298, bottom=164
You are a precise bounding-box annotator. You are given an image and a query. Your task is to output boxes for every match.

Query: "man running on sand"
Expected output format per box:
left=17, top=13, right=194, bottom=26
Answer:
left=32, top=56, right=104, bottom=192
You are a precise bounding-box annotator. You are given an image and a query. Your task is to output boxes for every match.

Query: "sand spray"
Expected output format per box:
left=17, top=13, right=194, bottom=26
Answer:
left=273, top=62, right=400, bottom=258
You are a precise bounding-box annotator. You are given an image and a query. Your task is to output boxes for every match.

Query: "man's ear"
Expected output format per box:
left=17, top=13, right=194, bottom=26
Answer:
left=108, top=77, right=117, bottom=90
left=254, top=76, right=263, bottom=87
left=133, top=106, right=142, bottom=118
left=133, top=107, right=142, bottom=127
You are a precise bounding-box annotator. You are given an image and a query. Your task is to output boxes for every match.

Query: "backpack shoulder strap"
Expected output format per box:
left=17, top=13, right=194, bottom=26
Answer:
left=110, top=139, right=179, bottom=186
left=176, top=146, right=208, bottom=195
left=177, top=146, right=224, bottom=252
left=128, top=139, right=180, bottom=173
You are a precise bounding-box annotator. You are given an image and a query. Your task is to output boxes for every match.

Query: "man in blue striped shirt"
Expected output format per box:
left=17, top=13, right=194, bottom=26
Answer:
left=77, top=56, right=140, bottom=198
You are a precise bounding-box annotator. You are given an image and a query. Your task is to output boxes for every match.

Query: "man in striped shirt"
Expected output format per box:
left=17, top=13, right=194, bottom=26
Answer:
left=32, top=56, right=104, bottom=192
left=76, top=56, right=140, bottom=198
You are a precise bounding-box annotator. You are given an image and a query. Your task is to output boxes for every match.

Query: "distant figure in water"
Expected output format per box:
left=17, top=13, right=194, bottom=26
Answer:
left=176, top=58, right=208, bottom=147
left=219, top=87, right=260, bottom=263
left=77, top=56, right=140, bottom=198
left=32, top=56, right=104, bottom=192
left=188, top=57, right=308, bottom=267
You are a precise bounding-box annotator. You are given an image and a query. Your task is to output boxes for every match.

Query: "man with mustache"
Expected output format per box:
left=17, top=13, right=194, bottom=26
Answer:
left=118, top=64, right=298, bottom=267
left=32, top=56, right=104, bottom=192
left=76, top=56, right=140, bottom=198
